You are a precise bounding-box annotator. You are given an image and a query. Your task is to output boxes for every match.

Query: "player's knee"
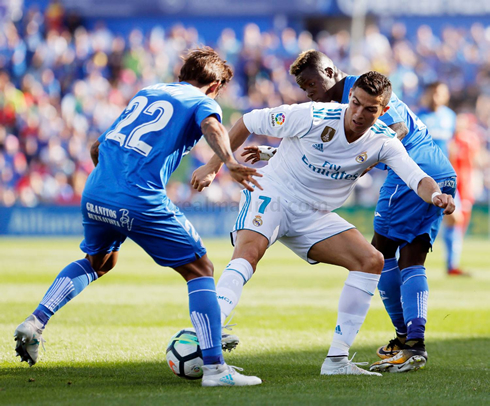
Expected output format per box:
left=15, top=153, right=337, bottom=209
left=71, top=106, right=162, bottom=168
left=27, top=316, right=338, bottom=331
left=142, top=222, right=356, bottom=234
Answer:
left=87, top=254, right=117, bottom=277
left=233, top=243, right=265, bottom=270
left=360, top=249, right=384, bottom=275
left=198, top=257, right=214, bottom=277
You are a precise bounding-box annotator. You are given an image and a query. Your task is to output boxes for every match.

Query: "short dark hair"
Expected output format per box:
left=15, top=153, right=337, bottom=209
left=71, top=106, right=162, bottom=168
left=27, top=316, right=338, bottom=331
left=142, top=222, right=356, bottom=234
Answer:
left=352, top=71, right=392, bottom=106
left=178, top=46, right=233, bottom=89
left=425, top=81, right=445, bottom=91
left=289, top=49, right=333, bottom=77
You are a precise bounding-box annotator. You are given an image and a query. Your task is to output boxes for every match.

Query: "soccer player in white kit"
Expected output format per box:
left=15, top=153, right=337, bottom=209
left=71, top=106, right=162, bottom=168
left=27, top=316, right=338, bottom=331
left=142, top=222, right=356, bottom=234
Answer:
left=192, top=72, right=455, bottom=375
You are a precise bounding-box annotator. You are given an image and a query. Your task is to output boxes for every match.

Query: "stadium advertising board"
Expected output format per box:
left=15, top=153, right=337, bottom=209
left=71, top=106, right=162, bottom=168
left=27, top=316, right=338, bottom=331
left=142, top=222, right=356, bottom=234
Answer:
left=0, top=206, right=488, bottom=237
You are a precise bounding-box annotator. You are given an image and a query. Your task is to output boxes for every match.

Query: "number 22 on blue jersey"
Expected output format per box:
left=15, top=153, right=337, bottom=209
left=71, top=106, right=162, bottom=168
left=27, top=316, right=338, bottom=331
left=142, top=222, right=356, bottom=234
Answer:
left=105, top=95, right=174, bottom=156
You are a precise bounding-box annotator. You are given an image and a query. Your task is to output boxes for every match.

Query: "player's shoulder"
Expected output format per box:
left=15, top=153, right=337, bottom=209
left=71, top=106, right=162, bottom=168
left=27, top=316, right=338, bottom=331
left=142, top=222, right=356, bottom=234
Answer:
left=441, top=105, right=457, bottom=119
left=371, top=119, right=396, bottom=138
left=312, top=102, right=344, bottom=120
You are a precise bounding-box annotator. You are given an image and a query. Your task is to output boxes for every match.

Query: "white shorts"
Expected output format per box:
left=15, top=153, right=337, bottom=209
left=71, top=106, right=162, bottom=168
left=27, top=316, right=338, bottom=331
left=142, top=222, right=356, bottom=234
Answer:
left=231, top=177, right=355, bottom=264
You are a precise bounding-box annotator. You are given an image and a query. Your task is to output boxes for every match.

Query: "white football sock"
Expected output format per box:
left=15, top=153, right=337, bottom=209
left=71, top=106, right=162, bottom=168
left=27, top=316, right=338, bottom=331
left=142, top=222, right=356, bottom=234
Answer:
left=216, top=258, right=254, bottom=324
left=328, top=271, right=380, bottom=357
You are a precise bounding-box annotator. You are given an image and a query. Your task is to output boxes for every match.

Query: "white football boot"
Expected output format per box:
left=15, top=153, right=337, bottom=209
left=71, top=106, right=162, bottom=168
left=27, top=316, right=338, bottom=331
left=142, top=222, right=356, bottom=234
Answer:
left=321, top=354, right=382, bottom=376
left=221, top=316, right=239, bottom=352
left=221, top=333, right=239, bottom=352
left=201, top=364, right=262, bottom=387
left=14, top=314, right=46, bottom=366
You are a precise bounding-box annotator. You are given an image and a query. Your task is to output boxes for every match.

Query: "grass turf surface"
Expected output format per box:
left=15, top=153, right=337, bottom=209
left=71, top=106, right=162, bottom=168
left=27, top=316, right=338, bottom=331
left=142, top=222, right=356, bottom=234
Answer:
left=0, top=237, right=489, bottom=405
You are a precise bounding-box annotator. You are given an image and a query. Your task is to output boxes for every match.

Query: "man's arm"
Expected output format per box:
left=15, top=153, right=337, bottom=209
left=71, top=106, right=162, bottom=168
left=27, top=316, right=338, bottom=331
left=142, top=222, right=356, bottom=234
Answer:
left=192, top=117, right=252, bottom=191
left=90, top=140, right=100, bottom=167
left=380, top=139, right=455, bottom=214
left=388, top=121, right=409, bottom=142
left=203, top=116, right=251, bottom=172
left=416, top=177, right=455, bottom=214
left=198, top=116, right=261, bottom=192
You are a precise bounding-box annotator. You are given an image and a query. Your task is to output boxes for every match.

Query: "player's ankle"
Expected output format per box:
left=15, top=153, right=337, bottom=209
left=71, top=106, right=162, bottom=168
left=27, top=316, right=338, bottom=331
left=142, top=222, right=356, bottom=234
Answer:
left=396, top=333, right=407, bottom=344
left=404, top=339, right=425, bottom=350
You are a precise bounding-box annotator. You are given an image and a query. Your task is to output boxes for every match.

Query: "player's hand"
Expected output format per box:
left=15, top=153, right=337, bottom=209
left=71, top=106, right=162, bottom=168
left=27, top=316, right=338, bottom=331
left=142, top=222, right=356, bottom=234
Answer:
left=191, top=165, right=218, bottom=192
left=433, top=193, right=456, bottom=215
left=241, top=146, right=277, bottom=164
left=226, top=162, right=263, bottom=192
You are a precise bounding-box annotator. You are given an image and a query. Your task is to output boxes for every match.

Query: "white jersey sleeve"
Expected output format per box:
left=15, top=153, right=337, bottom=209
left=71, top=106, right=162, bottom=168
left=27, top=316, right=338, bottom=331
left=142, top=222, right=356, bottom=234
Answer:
left=242, top=102, right=314, bottom=139
left=379, top=137, right=428, bottom=193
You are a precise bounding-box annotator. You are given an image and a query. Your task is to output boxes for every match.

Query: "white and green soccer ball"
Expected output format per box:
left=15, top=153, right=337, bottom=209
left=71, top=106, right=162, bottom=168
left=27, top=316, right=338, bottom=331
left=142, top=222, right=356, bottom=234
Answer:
left=166, top=328, right=203, bottom=379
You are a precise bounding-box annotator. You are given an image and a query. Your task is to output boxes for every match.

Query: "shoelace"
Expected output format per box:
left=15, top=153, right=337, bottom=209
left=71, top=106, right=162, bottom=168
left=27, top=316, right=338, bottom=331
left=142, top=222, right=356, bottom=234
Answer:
left=222, top=312, right=237, bottom=331
left=386, top=337, right=401, bottom=350
left=227, top=365, right=244, bottom=373
left=40, top=336, right=46, bottom=352
left=348, top=352, right=368, bottom=366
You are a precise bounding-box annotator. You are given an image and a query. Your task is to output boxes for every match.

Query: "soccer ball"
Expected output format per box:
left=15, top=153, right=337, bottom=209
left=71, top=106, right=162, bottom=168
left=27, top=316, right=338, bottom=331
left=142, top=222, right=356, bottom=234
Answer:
left=166, top=328, right=203, bottom=379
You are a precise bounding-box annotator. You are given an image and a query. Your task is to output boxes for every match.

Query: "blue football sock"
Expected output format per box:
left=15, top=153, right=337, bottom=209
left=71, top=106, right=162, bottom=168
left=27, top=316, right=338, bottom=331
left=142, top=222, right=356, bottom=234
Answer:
left=188, top=276, right=224, bottom=365
left=378, top=258, right=407, bottom=335
left=401, top=265, right=428, bottom=341
left=33, top=258, right=98, bottom=327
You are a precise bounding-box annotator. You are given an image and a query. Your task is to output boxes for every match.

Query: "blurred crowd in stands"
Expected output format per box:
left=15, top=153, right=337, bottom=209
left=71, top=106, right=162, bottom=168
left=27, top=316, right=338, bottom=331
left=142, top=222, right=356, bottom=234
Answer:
left=0, top=1, right=489, bottom=207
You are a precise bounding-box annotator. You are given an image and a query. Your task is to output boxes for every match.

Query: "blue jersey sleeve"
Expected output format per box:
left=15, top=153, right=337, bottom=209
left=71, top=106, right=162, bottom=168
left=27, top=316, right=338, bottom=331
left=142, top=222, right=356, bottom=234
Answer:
left=379, top=94, right=404, bottom=127
left=195, top=98, right=222, bottom=127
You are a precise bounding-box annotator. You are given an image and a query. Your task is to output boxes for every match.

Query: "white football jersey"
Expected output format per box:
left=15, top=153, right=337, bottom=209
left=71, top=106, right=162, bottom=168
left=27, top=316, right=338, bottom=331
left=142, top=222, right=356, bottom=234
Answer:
left=243, top=102, right=428, bottom=211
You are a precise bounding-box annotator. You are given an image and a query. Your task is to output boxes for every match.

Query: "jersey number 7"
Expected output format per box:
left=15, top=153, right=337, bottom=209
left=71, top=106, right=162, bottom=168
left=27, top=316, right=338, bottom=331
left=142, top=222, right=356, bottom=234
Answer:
left=105, top=95, right=174, bottom=156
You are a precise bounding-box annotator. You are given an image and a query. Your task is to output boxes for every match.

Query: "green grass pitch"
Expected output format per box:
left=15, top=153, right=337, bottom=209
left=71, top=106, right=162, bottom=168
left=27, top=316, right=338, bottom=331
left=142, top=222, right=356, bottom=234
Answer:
left=0, top=237, right=489, bottom=405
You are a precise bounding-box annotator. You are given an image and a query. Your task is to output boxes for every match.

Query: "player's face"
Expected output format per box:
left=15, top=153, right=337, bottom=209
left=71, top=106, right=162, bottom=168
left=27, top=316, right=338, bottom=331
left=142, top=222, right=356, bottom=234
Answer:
left=345, top=87, right=389, bottom=136
left=432, top=84, right=450, bottom=107
left=296, top=66, right=335, bottom=102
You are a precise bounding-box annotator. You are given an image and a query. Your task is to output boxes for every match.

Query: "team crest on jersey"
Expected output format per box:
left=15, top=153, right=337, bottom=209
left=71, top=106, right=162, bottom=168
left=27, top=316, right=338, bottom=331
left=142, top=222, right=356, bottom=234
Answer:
left=312, top=143, right=324, bottom=152
left=252, top=215, right=263, bottom=227
left=321, top=126, right=336, bottom=142
left=355, top=152, right=368, bottom=163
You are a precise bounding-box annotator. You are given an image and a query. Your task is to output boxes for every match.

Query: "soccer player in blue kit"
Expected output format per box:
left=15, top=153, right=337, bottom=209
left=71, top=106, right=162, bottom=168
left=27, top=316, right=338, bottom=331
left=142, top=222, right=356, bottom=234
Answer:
left=418, top=82, right=468, bottom=276
left=246, top=50, right=456, bottom=372
left=13, top=47, right=262, bottom=386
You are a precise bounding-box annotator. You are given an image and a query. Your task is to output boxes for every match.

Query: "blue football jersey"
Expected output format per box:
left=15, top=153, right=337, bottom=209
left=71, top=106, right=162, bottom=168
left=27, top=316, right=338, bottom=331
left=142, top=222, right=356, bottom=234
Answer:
left=342, top=75, right=455, bottom=184
left=83, top=82, right=222, bottom=211
left=417, top=106, right=456, bottom=157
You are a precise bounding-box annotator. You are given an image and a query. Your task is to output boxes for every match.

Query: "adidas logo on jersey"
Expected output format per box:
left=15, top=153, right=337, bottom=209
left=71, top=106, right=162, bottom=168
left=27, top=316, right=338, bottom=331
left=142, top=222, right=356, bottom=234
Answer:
left=312, top=143, right=324, bottom=152
left=335, top=325, right=342, bottom=335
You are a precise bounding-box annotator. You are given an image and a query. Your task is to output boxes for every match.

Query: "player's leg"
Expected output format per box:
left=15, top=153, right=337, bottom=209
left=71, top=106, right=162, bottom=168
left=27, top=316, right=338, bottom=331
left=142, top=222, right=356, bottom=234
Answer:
left=31, top=251, right=118, bottom=327
left=370, top=236, right=430, bottom=373
left=371, top=185, right=409, bottom=357
left=445, top=193, right=470, bottom=276
left=444, top=191, right=468, bottom=275
left=129, top=205, right=261, bottom=386
left=371, top=232, right=406, bottom=358
left=370, top=177, right=457, bottom=372
left=306, top=228, right=383, bottom=376
left=216, top=184, right=282, bottom=325
left=14, top=202, right=126, bottom=366
left=216, top=230, right=268, bottom=324
left=173, top=255, right=261, bottom=386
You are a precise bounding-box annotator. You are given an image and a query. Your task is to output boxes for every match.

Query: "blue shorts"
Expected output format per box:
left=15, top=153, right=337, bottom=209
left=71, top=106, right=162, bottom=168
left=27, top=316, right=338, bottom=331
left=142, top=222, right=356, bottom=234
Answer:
left=374, top=177, right=457, bottom=247
left=79, top=197, right=206, bottom=268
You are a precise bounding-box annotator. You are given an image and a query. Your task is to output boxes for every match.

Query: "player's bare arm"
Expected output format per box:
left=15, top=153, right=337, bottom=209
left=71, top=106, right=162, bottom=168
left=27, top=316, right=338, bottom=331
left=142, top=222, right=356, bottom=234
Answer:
left=416, top=177, right=455, bottom=214
left=90, top=140, right=100, bottom=167
left=382, top=144, right=455, bottom=215
left=389, top=121, right=409, bottom=142
left=198, top=116, right=262, bottom=192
